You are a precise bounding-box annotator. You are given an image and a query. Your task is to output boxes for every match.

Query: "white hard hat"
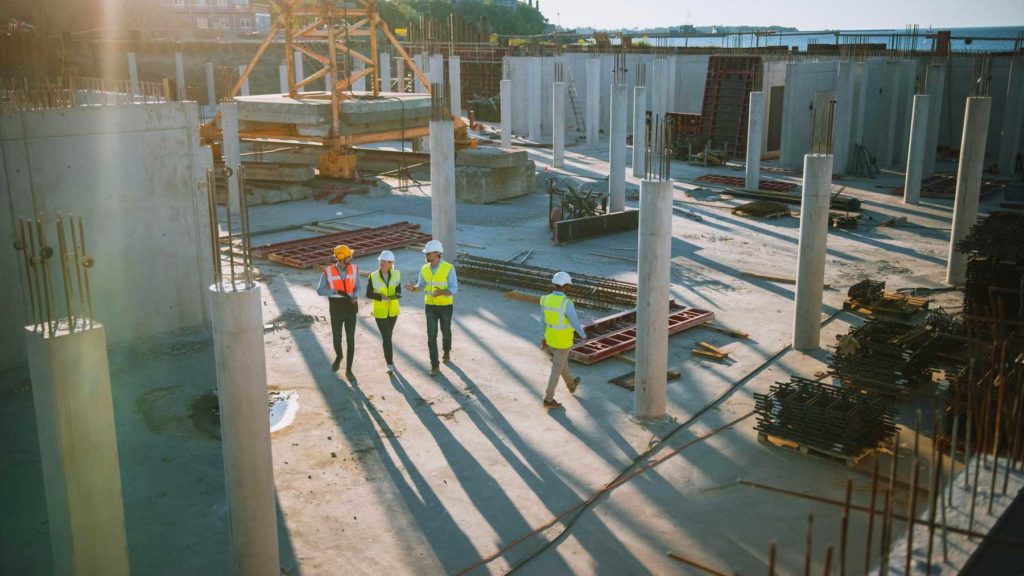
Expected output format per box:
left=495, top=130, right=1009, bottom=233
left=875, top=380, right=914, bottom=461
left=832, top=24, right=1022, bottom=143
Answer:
left=552, top=271, right=572, bottom=286
left=378, top=250, right=395, bottom=262
left=422, top=239, right=444, bottom=254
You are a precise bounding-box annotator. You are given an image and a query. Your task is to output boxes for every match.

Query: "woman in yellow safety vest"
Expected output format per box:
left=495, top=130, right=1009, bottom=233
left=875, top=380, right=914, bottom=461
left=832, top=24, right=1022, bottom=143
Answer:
left=539, top=271, right=587, bottom=409
left=365, top=250, right=402, bottom=374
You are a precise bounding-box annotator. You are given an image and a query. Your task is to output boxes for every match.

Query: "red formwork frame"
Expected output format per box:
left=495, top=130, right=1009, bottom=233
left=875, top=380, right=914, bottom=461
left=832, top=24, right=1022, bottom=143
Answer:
left=695, top=173, right=797, bottom=192
left=251, top=222, right=433, bottom=269
left=568, top=305, right=715, bottom=364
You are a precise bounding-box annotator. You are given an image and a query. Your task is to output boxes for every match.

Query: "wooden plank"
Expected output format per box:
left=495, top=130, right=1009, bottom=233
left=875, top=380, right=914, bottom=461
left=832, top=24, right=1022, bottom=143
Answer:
left=698, top=341, right=728, bottom=356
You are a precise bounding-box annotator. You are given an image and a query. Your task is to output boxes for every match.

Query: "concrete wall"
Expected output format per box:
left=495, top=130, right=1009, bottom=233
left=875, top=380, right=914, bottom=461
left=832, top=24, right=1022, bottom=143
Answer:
left=0, top=102, right=214, bottom=370
left=780, top=61, right=838, bottom=168
left=944, top=56, right=1012, bottom=158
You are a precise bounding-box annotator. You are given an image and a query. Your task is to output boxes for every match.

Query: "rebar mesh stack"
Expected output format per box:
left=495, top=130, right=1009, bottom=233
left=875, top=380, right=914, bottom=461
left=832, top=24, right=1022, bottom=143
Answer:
left=848, top=279, right=885, bottom=303
left=830, top=319, right=939, bottom=398
left=957, top=211, right=1024, bottom=321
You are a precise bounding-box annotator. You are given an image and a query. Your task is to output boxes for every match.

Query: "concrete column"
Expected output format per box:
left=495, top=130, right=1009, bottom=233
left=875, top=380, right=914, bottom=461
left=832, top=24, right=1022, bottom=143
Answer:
left=878, top=63, right=901, bottom=168
left=609, top=83, right=627, bottom=211
left=294, top=49, right=304, bottom=93
left=903, top=94, right=931, bottom=204
left=634, top=179, right=673, bottom=420
left=998, top=58, right=1024, bottom=175
left=279, top=61, right=288, bottom=94
left=429, top=119, right=457, bottom=257
left=832, top=62, right=856, bottom=173
left=396, top=57, right=405, bottom=92
left=922, top=64, right=946, bottom=177
left=586, top=58, right=601, bottom=146
left=666, top=56, right=677, bottom=113
left=632, top=85, right=647, bottom=178
left=209, top=285, right=279, bottom=576
left=528, top=57, right=542, bottom=141
left=238, top=64, right=250, bottom=97
left=175, top=51, right=186, bottom=101
left=745, top=91, right=766, bottom=190
left=205, top=61, right=216, bottom=107
left=552, top=81, right=566, bottom=167
left=128, top=52, right=139, bottom=97
left=792, top=154, right=834, bottom=352
left=500, top=79, right=512, bottom=148
left=221, top=103, right=241, bottom=208
left=946, top=97, right=993, bottom=285
left=430, top=54, right=444, bottom=87
left=325, top=70, right=333, bottom=93
left=353, top=61, right=366, bottom=92
left=379, top=55, right=392, bottom=92
left=413, top=54, right=425, bottom=92
left=652, top=59, right=669, bottom=121
left=26, top=324, right=130, bottom=575
left=449, top=55, right=461, bottom=118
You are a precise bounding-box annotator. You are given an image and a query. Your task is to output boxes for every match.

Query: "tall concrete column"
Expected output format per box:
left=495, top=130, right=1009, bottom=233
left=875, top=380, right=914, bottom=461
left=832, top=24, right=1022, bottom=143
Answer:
left=430, top=119, right=457, bottom=257
left=527, top=57, right=542, bottom=141
left=552, top=81, right=566, bottom=167
left=651, top=59, right=669, bottom=121
left=175, top=51, right=186, bottom=101
left=209, top=285, right=280, bottom=576
left=449, top=55, right=461, bottom=118
left=632, top=85, right=647, bottom=177
left=413, top=54, right=425, bottom=92
left=396, top=57, right=405, bottom=92
left=998, top=58, right=1024, bottom=175
left=745, top=91, right=766, bottom=190
left=878, top=63, right=901, bottom=168
left=946, top=97, right=993, bottom=285
left=609, top=83, right=628, bottom=211
left=922, top=64, right=946, bottom=177
left=903, top=94, right=931, bottom=204
left=586, top=58, right=601, bottom=146
left=832, top=62, right=856, bottom=173
left=500, top=79, right=512, bottom=148
left=279, top=61, right=288, bottom=94
left=26, top=324, right=130, bottom=575
left=352, top=61, right=366, bottom=92
left=379, top=55, right=392, bottom=92
left=634, top=179, right=673, bottom=419
left=294, top=49, right=305, bottom=93
left=430, top=54, right=444, bottom=87
left=238, top=64, right=250, bottom=96
left=128, top=52, right=139, bottom=97
left=792, top=154, right=834, bottom=351
left=222, top=103, right=242, bottom=207
left=205, top=61, right=216, bottom=107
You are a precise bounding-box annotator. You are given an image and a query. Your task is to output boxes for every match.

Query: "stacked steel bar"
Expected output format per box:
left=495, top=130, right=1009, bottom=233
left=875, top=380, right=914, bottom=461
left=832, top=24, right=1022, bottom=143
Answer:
left=830, top=319, right=939, bottom=398
left=848, top=279, right=885, bottom=303
left=457, top=254, right=637, bottom=310
left=754, top=377, right=897, bottom=458
left=956, top=211, right=1024, bottom=320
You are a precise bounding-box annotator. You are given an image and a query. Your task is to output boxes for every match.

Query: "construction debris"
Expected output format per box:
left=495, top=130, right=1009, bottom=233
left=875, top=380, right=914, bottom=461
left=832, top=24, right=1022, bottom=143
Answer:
left=251, top=222, right=432, bottom=269
left=830, top=213, right=860, bottom=229
left=731, top=200, right=790, bottom=218
left=890, top=174, right=1008, bottom=200
left=843, top=279, right=930, bottom=319
left=697, top=174, right=796, bottom=192
left=716, top=186, right=862, bottom=211
left=552, top=209, right=640, bottom=244
left=547, top=176, right=608, bottom=222
left=848, top=279, right=885, bottom=303
left=568, top=304, right=715, bottom=364
left=957, top=211, right=1024, bottom=320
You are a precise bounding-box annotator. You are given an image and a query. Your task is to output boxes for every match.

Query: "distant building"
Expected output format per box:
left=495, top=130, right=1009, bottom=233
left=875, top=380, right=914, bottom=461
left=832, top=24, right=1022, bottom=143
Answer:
left=157, top=0, right=271, bottom=33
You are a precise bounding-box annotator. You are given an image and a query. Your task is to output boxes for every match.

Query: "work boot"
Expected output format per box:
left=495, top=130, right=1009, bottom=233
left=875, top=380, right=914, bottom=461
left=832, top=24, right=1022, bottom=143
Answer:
left=568, top=376, right=580, bottom=394
left=429, top=365, right=440, bottom=376
left=442, top=351, right=451, bottom=364
left=543, top=398, right=562, bottom=409
left=386, top=364, right=395, bottom=374
left=331, top=356, right=341, bottom=371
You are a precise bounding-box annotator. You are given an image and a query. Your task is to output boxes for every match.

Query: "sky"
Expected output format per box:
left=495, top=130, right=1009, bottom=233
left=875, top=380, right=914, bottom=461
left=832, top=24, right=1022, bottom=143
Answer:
left=538, top=0, right=1024, bottom=31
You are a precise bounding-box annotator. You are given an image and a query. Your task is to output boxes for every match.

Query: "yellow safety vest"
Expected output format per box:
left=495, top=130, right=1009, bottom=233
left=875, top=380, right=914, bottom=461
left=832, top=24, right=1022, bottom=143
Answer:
left=421, top=261, right=454, bottom=306
left=541, top=293, right=575, bottom=349
left=370, top=269, right=401, bottom=319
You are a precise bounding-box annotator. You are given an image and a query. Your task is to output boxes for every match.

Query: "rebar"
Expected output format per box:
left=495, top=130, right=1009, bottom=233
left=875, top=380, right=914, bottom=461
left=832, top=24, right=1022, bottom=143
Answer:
left=864, top=456, right=879, bottom=574
left=430, top=82, right=450, bottom=121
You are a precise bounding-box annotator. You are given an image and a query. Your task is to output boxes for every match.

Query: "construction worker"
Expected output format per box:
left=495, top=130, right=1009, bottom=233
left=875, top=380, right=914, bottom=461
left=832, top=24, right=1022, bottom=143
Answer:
left=366, top=250, right=401, bottom=374
left=539, top=271, right=586, bottom=409
left=317, top=244, right=359, bottom=375
left=404, top=239, right=457, bottom=376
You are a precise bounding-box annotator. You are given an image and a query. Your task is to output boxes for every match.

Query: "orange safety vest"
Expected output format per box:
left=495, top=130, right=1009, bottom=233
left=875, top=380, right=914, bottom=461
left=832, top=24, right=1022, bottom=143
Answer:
left=325, top=263, right=358, bottom=295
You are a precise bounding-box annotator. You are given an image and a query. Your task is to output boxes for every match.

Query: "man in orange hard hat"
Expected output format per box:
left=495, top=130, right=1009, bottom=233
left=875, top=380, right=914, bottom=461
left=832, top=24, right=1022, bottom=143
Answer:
left=317, top=245, right=360, bottom=375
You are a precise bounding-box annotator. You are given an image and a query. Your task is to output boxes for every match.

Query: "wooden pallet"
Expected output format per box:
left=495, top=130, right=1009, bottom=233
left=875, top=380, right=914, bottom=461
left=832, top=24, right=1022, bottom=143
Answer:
left=843, top=292, right=929, bottom=319
left=757, top=433, right=874, bottom=468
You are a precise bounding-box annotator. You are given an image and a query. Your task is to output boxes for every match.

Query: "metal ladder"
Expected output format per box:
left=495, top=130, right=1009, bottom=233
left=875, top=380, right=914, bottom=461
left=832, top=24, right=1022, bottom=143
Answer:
left=566, top=66, right=585, bottom=133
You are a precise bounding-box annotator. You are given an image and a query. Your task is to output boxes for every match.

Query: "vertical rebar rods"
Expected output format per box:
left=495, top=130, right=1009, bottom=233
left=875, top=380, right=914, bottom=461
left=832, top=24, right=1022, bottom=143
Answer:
left=206, top=165, right=254, bottom=291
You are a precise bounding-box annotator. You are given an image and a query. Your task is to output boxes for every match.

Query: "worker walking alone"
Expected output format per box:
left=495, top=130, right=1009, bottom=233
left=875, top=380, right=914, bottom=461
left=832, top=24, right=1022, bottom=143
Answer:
left=540, top=271, right=586, bottom=409
left=366, top=250, right=401, bottom=374
left=404, top=240, right=458, bottom=376
left=317, top=245, right=360, bottom=375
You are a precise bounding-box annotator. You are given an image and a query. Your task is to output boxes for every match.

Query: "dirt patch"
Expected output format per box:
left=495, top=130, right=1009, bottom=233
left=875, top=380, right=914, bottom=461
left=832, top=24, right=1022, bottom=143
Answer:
left=187, top=391, right=222, bottom=440
left=266, top=310, right=321, bottom=331
left=876, top=260, right=912, bottom=276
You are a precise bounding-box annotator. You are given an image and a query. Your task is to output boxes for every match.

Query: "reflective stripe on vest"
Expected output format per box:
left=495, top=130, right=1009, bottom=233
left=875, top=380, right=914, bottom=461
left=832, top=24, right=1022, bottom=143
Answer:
left=326, top=263, right=357, bottom=295
left=421, top=260, right=453, bottom=306
left=541, top=293, right=574, bottom=349
left=370, top=269, right=401, bottom=319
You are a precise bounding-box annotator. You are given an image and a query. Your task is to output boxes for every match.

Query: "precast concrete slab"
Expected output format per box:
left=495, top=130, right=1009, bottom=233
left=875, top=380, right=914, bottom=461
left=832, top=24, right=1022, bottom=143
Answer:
left=234, top=92, right=433, bottom=138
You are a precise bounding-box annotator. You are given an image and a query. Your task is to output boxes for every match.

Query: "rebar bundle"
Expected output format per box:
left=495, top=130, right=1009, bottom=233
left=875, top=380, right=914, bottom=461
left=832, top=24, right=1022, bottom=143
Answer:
left=754, top=377, right=897, bottom=458
left=848, top=279, right=885, bottom=303
left=957, top=211, right=1024, bottom=321
left=830, top=319, right=939, bottom=397
left=456, top=254, right=637, bottom=310
left=547, top=177, right=608, bottom=221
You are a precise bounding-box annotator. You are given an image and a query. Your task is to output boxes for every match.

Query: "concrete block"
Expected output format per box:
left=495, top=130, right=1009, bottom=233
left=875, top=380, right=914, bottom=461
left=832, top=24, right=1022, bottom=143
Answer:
left=455, top=147, right=528, bottom=169
left=455, top=160, right=536, bottom=204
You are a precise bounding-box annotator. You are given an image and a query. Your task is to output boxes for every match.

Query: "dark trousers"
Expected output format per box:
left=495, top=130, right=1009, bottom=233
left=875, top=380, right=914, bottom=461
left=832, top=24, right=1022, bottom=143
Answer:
left=329, top=298, right=356, bottom=369
left=424, top=304, right=453, bottom=367
left=374, top=315, right=398, bottom=365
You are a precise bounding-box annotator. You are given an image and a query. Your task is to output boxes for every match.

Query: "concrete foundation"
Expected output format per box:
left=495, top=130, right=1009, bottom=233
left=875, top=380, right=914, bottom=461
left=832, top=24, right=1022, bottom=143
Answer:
left=792, top=154, right=834, bottom=351
left=998, top=57, right=1024, bottom=175
left=26, top=322, right=129, bottom=575
left=209, top=285, right=279, bottom=576
left=175, top=52, right=186, bottom=101
left=552, top=81, right=566, bottom=167
left=586, top=59, right=601, bottom=146
left=455, top=148, right=535, bottom=204
left=500, top=79, right=512, bottom=148
left=634, top=179, right=672, bottom=419
left=923, top=64, right=946, bottom=177
left=449, top=55, right=461, bottom=119
left=946, top=97, right=992, bottom=285
left=430, top=120, right=456, bottom=254
left=608, top=83, right=627, bottom=212
left=903, top=94, right=931, bottom=205
left=745, top=91, right=766, bottom=190
left=632, top=85, right=647, bottom=178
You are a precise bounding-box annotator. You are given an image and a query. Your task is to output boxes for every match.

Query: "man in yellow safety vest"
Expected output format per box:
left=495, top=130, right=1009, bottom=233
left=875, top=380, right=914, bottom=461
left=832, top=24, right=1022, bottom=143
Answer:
left=317, top=244, right=359, bottom=375
left=540, top=271, right=587, bottom=409
left=404, top=239, right=458, bottom=376
left=365, top=250, right=401, bottom=374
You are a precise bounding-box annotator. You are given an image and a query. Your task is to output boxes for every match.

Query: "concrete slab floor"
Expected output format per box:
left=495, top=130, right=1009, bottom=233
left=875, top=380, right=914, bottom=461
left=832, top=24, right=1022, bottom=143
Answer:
left=2, top=135, right=1020, bottom=575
